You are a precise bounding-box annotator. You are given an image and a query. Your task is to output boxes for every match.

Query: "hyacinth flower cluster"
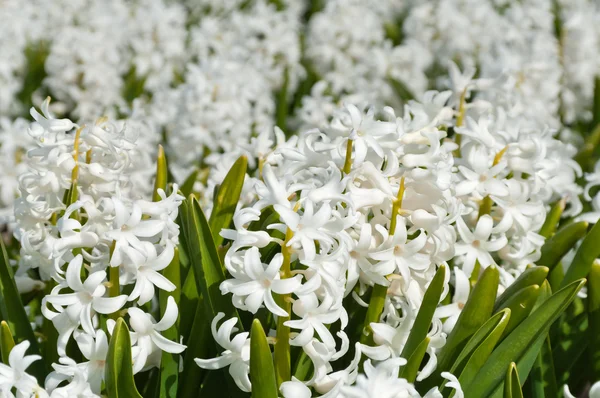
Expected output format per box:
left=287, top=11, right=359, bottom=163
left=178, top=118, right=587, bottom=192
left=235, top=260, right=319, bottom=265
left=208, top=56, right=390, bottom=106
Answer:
left=0, top=0, right=600, bottom=397
left=189, top=67, right=596, bottom=397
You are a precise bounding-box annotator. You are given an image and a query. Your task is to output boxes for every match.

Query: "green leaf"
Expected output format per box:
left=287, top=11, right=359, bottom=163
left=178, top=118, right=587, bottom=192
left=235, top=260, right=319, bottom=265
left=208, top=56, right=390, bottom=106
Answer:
left=551, top=309, right=589, bottom=386
left=523, top=281, right=557, bottom=397
left=209, top=156, right=248, bottom=247
left=180, top=168, right=199, bottom=198
left=463, top=279, right=585, bottom=397
left=495, top=285, right=540, bottom=338
left=179, top=268, right=200, bottom=345
left=439, top=266, right=499, bottom=367
left=388, top=77, right=415, bottom=102
left=538, top=198, right=566, bottom=238
left=537, top=221, right=588, bottom=271
left=293, top=350, right=313, bottom=382
left=250, top=319, right=278, bottom=398
left=181, top=196, right=244, bottom=395
left=526, top=335, right=557, bottom=398
left=575, top=123, right=600, bottom=172
left=275, top=68, right=289, bottom=130
left=589, top=261, right=600, bottom=380
left=450, top=309, right=511, bottom=393
left=105, top=318, right=143, bottom=398
left=421, top=265, right=499, bottom=391
left=17, top=41, right=49, bottom=112
left=548, top=263, right=564, bottom=294
left=0, top=321, right=15, bottom=364
left=400, top=337, right=430, bottom=383
left=504, top=363, right=524, bottom=398
left=593, top=76, right=600, bottom=130
left=562, top=221, right=600, bottom=287
left=62, top=181, right=78, bottom=208
left=0, top=240, right=45, bottom=382
left=401, top=265, right=446, bottom=360
left=159, top=249, right=180, bottom=398
left=186, top=196, right=241, bottom=324
left=179, top=297, right=212, bottom=398
left=122, top=65, right=147, bottom=106
left=153, top=145, right=168, bottom=202
left=494, top=267, right=548, bottom=312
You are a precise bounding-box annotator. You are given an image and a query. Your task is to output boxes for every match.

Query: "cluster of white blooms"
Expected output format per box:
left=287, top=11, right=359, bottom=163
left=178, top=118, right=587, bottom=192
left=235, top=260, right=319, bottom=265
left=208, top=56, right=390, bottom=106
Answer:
left=0, top=0, right=599, bottom=396
left=0, top=0, right=187, bottom=121
left=298, top=0, right=430, bottom=127
left=0, top=117, right=36, bottom=223
left=6, top=100, right=184, bottom=396
left=147, top=0, right=303, bottom=208
left=195, top=55, right=584, bottom=394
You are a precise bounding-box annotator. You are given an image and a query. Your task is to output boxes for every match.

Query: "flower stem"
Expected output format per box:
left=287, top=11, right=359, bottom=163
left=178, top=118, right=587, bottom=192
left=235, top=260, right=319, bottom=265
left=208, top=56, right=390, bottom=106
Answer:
left=108, top=242, right=120, bottom=319
left=71, top=126, right=84, bottom=183
left=361, top=177, right=405, bottom=345
left=478, top=146, right=508, bottom=219
left=389, top=177, right=405, bottom=235
left=274, top=227, right=294, bottom=386
left=453, top=89, right=467, bottom=158
left=343, top=138, right=353, bottom=174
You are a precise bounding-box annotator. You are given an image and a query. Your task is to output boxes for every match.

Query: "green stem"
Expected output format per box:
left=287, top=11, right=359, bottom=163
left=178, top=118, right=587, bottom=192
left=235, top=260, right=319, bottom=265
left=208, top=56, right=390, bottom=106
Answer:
left=360, top=177, right=405, bottom=345
left=274, top=228, right=294, bottom=386
left=343, top=138, right=353, bottom=174
left=108, top=243, right=120, bottom=320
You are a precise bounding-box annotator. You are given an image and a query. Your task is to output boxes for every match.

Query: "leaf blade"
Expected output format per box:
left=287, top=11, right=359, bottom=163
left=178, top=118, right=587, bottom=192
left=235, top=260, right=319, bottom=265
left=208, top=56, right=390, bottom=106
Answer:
left=464, top=279, right=585, bottom=397
left=209, top=156, right=247, bottom=247
left=105, top=318, right=143, bottom=398
left=250, top=319, right=278, bottom=398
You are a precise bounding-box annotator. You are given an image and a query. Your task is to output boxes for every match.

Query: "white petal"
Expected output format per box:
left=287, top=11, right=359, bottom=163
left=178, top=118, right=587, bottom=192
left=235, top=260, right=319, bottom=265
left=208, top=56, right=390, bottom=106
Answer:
left=154, top=296, right=179, bottom=332
left=151, top=331, right=186, bottom=354
left=92, top=295, right=127, bottom=314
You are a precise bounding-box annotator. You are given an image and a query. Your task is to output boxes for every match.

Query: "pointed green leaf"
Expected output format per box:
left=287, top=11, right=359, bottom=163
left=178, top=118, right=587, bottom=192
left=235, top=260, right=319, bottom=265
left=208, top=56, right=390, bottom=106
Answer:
left=153, top=145, right=168, bottom=202
left=523, top=281, right=555, bottom=397
left=180, top=168, right=199, bottom=198
left=179, top=268, right=200, bottom=345
left=562, top=221, right=600, bottom=287
left=180, top=196, right=245, bottom=395
left=179, top=297, right=212, bottom=398
left=209, top=156, right=248, bottom=247
left=0, top=321, right=15, bottom=364
left=538, top=199, right=566, bottom=238
left=105, top=318, right=143, bottom=398
left=496, top=285, right=540, bottom=338
left=538, top=221, right=588, bottom=271
left=551, top=310, right=588, bottom=385
left=421, top=265, right=499, bottom=391
left=250, top=319, right=278, bottom=398
left=463, top=279, right=585, bottom=397
left=526, top=335, right=557, bottom=398
left=0, top=240, right=45, bottom=381
left=159, top=249, right=180, bottom=398
left=400, top=337, right=429, bottom=383
left=439, top=266, right=499, bottom=367
left=495, top=267, right=548, bottom=312
left=548, top=263, right=564, bottom=292
left=451, top=309, right=510, bottom=393
left=532, top=280, right=553, bottom=310
left=504, top=363, right=523, bottom=398
left=186, top=196, right=241, bottom=324
left=401, top=265, right=446, bottom=360
left=589, top=261, right=600, bottom=380
left=275, top=68, right=289, bottom=130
